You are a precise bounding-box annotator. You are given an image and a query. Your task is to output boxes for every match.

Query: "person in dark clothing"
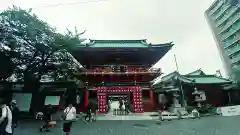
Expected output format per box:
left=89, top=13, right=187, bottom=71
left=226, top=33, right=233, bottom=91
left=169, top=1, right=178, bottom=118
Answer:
left=84, top=104, right=92, bottom=122
left=91, top=103, right=98, bottom=121
left=119, top=99, right=123, bottom=110
left=10, top=100, right=19, bottom=129
left=40, top=104, right=52, bottom=132
left=124, top=100, right=130, bottom=114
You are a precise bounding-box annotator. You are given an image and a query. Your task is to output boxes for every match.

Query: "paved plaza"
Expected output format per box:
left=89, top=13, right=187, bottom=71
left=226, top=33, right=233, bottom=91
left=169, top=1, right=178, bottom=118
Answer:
left=15, top=115, right=240, bottom=135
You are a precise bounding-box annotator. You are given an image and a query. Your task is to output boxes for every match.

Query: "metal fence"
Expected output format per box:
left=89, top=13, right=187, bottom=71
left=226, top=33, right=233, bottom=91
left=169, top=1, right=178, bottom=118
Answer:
left=113, top=108, right=129, bottom=115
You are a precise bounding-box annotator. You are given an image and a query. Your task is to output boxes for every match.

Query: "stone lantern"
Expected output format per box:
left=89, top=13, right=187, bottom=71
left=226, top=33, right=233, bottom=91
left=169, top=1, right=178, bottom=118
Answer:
left=192, top=87, right=206, bottom=108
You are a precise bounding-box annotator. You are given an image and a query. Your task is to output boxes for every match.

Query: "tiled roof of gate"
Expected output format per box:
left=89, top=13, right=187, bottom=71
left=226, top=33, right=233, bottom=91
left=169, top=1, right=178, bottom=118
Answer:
left=86, top=39, right=173, bottom=48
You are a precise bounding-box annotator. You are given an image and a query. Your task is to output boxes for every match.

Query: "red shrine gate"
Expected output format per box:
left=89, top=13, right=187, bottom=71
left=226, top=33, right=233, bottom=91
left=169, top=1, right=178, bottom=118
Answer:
left=97, top=86, right=144, bottom=113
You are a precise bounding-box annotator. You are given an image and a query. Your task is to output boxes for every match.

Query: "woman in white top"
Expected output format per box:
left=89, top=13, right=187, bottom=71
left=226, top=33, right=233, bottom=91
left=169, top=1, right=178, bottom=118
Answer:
left=0, top=99, right=12, bottom=135
left=63, top=103, right=76, bottom=135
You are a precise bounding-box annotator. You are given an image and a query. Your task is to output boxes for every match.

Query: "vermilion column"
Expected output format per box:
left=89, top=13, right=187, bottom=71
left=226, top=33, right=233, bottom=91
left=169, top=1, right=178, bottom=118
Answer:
left=84, top=89, right=89, bottom=107
left=149, top=87, right=154, bottom=108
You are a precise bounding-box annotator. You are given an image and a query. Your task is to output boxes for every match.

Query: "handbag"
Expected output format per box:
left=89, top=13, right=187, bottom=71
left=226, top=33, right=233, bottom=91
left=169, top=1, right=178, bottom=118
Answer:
left=62, top=107, right=72, bottom=120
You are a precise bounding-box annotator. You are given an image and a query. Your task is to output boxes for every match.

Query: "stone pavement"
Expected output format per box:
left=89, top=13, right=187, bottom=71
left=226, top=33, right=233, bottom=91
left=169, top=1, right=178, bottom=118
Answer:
left=15, top=115, right=240, bottom=135
left=96, top=112, right=194, bottom=120
left=97, top=112, right=156, bottom=120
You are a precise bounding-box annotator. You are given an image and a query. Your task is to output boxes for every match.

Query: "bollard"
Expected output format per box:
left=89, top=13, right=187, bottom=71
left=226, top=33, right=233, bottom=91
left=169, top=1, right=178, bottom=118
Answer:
left=114, top=109, right=116, bottom=115
left=158, top=111, right=163, bottom=121
left=177, top=110, right=182, bottom=120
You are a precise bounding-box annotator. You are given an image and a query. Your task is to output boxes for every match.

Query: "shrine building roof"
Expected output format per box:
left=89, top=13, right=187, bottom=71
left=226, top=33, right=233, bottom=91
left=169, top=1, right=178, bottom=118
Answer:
left=71, top=39, right=173, bottom=66
left=152, top=69, right=232, bottom=86
left=87, top=39, right=148, bottom=48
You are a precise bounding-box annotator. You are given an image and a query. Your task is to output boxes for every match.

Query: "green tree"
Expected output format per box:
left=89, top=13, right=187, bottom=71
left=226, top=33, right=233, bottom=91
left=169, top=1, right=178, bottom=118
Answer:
left=0, top=6, right=85, bottom=112
left=1, top=6, right=85, bottom=82
left=0, top=51, right=13, bottom=81
left=0, top=17, right=20, bottom=81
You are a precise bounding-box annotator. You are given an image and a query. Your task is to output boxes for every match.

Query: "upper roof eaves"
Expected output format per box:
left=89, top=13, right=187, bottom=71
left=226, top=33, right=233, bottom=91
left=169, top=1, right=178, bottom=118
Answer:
left=185, top=69, right=206, bottom=76
left=85, top=39, right=174, bottom=48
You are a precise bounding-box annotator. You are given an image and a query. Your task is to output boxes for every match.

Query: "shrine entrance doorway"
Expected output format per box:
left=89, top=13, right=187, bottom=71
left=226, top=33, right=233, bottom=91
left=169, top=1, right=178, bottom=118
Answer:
left=97, top=86, right=143, bottom=113
left=108, top=94, right=129, bottom=113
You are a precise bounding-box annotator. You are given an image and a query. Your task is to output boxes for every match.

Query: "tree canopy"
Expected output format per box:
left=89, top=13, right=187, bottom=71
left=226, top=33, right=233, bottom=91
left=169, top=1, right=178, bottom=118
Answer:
left=0, top=6, right=85, bottom=85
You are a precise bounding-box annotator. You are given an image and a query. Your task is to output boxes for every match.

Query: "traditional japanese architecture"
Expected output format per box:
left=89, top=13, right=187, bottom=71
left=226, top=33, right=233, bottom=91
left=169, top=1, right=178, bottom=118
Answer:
left=72, top=39, right=173, bottom=113
left=152, top=69, right=233, bottom=111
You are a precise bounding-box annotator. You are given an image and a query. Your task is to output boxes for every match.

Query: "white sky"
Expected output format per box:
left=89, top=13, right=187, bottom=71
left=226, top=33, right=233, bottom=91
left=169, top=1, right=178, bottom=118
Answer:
left=0, top=0, right=225, bottom=76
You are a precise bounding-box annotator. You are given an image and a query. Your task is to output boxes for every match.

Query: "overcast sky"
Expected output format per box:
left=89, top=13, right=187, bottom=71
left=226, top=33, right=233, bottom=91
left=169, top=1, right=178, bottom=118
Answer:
left=1, top=0, right=225, bottom=76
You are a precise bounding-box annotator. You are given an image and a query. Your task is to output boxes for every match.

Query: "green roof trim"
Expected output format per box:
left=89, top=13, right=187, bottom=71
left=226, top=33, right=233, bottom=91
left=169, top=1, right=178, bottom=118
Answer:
left=85, top=39, right=173, bottom=48
left=87, top=39, right=148, bottom=48
left=186, top=75, right=231, bottom=84
left=186, top=69, right=206, bottom=76
left=152, top=70, right=232, bottom=86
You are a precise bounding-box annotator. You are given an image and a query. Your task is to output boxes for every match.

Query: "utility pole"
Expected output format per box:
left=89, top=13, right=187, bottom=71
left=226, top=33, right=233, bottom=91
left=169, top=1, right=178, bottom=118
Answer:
left=173, top=54, right=186, bottom=107
left=174, top=54, right=179, bottom=72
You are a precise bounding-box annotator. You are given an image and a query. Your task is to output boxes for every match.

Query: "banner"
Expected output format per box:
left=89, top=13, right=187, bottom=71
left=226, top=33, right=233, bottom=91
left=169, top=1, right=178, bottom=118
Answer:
left=219, top=105, right=240, bottom=116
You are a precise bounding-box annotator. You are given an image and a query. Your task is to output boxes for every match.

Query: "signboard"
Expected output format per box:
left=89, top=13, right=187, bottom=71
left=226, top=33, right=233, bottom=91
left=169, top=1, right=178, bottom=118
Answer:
left=218, top=105, right=240, bottom=116
left=12, top=93, right=32, bottom=112
left=45, top=96, right=60, bottom=105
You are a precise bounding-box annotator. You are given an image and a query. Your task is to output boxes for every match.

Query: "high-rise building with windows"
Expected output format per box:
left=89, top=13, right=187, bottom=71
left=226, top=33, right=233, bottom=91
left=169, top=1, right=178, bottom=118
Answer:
left=205, top=0, right=240, bottom=79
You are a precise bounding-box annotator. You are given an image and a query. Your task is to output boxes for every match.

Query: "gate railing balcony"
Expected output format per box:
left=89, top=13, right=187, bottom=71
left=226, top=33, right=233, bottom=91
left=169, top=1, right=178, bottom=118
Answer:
left=78, top=67, right=162, bottom=74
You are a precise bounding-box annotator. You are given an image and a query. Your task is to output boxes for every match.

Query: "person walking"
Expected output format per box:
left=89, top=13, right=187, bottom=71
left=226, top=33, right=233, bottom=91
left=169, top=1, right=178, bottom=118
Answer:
left=91, top=103, right=98, bottom=121
left=62, top=103, right=76, bottom=135
left=84, top=104, right=92, bottom=123
left=10, top=100, right=19, bottom=130
left=0, top=99, right=13, bottom=135
left=9, top=100, right=19, bottom=133
left=40, top=104, right=53, bottom=132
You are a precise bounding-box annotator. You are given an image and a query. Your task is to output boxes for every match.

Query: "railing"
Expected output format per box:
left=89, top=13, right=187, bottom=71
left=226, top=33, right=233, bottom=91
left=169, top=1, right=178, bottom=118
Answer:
left=216, top=6, right=239, bottom=27
left=83, top=67, right=162, bottom=74
left=209, top=1, right=224, bottom=16
left=221, top=23, right=240, bottom=41
left=226, top=34, right=240, bottom=47
left=113, top=108, right=130, bottom=115
left=224, top=34, right=240, bottom=48
left=227, top=43, right=240, bottom=56
left=213, top=5, right=231, bottom=21
left=219, top=12, right=240, bottom=34
left=231, top=54, right=240, bottom=64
